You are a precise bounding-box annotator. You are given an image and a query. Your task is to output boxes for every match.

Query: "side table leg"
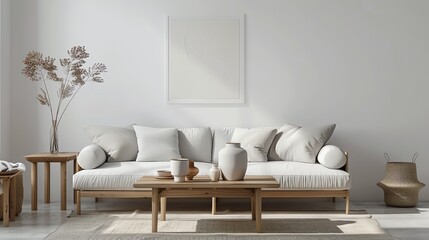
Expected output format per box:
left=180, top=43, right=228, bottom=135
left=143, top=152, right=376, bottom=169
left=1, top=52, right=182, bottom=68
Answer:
left=151, top=188, right=159, bottom=233
left=10, top=176, right=17, bottom=221
left=3, top=178, right=10, bottom=227
left=31, top=162, right=38, bottom=211
left=61, top=162, right=67, bottom=210
left=44, top=162, right=50, bottom=203
left=255, top=188, right=262, bottom=233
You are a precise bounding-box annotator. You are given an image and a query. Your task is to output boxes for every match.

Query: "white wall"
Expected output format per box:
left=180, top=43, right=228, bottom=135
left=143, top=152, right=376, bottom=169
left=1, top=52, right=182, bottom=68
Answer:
left=9, top=0, right=429, bottom=202
left=1, top=0, right=11, bottom=160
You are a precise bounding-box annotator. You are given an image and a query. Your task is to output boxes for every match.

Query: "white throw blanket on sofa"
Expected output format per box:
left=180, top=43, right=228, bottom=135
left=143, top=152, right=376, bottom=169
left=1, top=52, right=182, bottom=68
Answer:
left=0, top=160, right=26, bottom=194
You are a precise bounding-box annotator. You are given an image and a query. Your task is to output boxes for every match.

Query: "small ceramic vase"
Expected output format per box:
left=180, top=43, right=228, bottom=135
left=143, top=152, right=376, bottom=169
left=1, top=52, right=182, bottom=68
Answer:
left=186, top=160, right=199, bottom=180
left=170, top=158, right=189, bottom=182
left=218, top=142, right=247, bottom=181
left=209, top=164, right=220, bottom=182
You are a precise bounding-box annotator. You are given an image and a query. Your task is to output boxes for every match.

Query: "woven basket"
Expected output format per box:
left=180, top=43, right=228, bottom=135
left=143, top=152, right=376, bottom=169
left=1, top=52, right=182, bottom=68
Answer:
left=377, top=162, right=425, bottom=207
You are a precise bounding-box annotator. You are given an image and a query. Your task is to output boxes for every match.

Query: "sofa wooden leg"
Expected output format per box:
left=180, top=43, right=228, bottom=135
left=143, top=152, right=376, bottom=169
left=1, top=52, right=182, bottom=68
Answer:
left=251, top=196, right=255, bottom=220
left=160, top=197, right=166, bottom=221
left=76, top=190, right=81, bottom=215
left=345, top=192, right=350, bottom=214
left=211, top=197, right=216, bottom=215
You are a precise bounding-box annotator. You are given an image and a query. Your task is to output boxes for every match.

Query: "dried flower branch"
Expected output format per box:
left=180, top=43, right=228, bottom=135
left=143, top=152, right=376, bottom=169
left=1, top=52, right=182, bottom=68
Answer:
left=22, top=46, right=107, bottom=153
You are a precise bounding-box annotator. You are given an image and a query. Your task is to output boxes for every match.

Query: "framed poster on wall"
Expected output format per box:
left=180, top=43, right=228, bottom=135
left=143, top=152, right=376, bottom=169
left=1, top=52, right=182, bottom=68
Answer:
left=166, top=16, right=245, bottom=104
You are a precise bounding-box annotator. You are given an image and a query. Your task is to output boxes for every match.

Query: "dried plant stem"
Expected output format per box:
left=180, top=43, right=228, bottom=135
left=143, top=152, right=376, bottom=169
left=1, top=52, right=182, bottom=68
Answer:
left=57, top=71, right=91, bottom=126
left=40, top=71, right=54, bottom=121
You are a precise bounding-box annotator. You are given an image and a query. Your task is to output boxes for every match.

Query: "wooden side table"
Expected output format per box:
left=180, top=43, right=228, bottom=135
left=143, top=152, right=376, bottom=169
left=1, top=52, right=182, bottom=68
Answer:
left=0, top=170, right=21, bottom=227
left=25, top=153, right=78, bottom=211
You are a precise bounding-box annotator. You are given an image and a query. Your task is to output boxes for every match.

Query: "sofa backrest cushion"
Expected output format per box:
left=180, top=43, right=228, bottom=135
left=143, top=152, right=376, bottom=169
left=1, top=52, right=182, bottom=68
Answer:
left=231, top=127, right=277, bottom=162
left=178, top=127, right=212, bottom=163
left=134, top=126, right=181, bottom=162
left=268, top=123, right=336, bottom=163
left=212, top=127, right=234, bottom=163
left=84, top=125, right=137, bottom=162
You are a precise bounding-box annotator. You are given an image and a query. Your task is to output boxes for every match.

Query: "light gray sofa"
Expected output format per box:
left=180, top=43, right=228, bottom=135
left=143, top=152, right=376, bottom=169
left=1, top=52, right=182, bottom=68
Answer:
left=73, top=124, right=351, bottom=215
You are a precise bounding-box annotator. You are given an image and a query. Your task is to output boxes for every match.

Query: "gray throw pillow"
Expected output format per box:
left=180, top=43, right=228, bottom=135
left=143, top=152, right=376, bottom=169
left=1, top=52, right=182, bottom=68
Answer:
left=269, top=123, right=336, bottom=163
left=133, top=125, right=181, bottom=162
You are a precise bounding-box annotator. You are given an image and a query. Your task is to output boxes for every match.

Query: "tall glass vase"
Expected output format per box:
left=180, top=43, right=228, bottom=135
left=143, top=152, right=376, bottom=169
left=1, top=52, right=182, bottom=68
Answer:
left=50, top=119, right=59, bottom=154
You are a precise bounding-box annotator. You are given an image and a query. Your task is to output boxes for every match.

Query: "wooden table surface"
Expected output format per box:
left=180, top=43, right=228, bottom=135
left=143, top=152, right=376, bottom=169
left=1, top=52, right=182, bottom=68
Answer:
left=134, top=175, right=279, bottom=188
left=24, top=152, right=78, bottom=163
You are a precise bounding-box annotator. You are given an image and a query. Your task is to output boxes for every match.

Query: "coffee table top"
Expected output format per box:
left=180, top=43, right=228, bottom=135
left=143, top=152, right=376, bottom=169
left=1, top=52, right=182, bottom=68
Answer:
left=133, top=175, right=279, bottom=189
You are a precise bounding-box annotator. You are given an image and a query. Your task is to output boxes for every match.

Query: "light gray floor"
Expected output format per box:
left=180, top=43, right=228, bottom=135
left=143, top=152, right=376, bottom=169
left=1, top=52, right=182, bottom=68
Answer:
left=353, top=202, right=429, bottom=240
left=1, top=199, right=428, bottom=240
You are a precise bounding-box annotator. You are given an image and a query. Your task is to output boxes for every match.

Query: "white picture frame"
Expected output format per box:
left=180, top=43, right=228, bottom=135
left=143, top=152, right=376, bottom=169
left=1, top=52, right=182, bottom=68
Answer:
left=166, top=15, right=245, bottom=104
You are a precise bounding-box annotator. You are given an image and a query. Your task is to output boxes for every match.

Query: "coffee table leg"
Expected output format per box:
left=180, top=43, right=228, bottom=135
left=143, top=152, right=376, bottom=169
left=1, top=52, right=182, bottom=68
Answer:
left=152, top=188, right=159, bottom=232
left=212, top=197, right=217, bottom=215
left=31, top=162, right=38, bottom=211
left=161, top=197, right=167, bottom=221
left=254, top=188, right=262, bottom=233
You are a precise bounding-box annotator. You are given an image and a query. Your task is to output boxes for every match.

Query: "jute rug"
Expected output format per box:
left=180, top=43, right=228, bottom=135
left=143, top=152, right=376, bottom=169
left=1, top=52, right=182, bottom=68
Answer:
left=45, top=210, right=396, bottom=240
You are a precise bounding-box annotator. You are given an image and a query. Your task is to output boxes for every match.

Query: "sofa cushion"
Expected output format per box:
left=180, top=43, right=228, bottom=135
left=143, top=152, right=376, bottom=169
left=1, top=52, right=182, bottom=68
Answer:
left=178, top=127, right=212, bottom=163
left=77, top=144, right=107, bottom=169
left=212, top=127, right=234, bottom=163
left=84, top=125, right=137, bottom=162
left=134, top=126, right=181, bottom=162
left=246, top=161, right=350, bottom=190
left=269, top=123, right=336, bottom=163
left=73, top=161, right=214, bottom=190
left=317, top=145, right=347, bottom=169
left=73, top=161, right=350, bottom=190
left=231, top=128, right=277, bottom=162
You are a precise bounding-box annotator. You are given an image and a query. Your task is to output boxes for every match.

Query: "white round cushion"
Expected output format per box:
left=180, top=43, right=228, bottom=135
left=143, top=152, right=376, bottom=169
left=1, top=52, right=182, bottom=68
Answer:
left=317, top=145, right=346, bottom=169
left=77, top=144, right=107, bottom=169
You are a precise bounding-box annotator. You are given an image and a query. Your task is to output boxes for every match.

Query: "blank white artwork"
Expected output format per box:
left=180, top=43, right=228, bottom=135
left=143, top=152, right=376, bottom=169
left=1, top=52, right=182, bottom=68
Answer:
left=166, top=16, right=244, bottom=104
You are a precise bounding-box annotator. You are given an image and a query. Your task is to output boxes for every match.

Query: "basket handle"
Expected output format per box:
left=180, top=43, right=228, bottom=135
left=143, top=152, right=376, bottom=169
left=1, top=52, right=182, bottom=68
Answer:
left=412, top=152, right=418, bottom=163
left=384, top=153, right=390, bottom=162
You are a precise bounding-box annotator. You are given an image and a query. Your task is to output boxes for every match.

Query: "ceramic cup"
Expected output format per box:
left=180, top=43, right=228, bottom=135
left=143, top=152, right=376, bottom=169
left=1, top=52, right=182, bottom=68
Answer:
left=170, top=158, right=189, bottom=182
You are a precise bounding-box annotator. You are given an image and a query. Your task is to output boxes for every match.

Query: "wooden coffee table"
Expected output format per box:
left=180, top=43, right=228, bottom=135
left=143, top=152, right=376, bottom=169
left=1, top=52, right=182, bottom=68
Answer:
left=133, top=175, right=279, bottom=233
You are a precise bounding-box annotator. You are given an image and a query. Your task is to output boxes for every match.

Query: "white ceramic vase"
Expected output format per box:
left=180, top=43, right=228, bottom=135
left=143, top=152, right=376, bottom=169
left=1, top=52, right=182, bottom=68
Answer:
left=209, top=164, right=220, bottom=182
left=170, top=158, right=189, bottom=182
left=218, top=142, right=247, bottom=181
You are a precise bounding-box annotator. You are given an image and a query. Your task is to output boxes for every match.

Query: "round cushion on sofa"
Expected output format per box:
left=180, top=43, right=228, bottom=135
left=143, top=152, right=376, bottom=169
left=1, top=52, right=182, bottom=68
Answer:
left=317, top=145, right=346, bottom=169
left=78, top=144, right=107, bottom=169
